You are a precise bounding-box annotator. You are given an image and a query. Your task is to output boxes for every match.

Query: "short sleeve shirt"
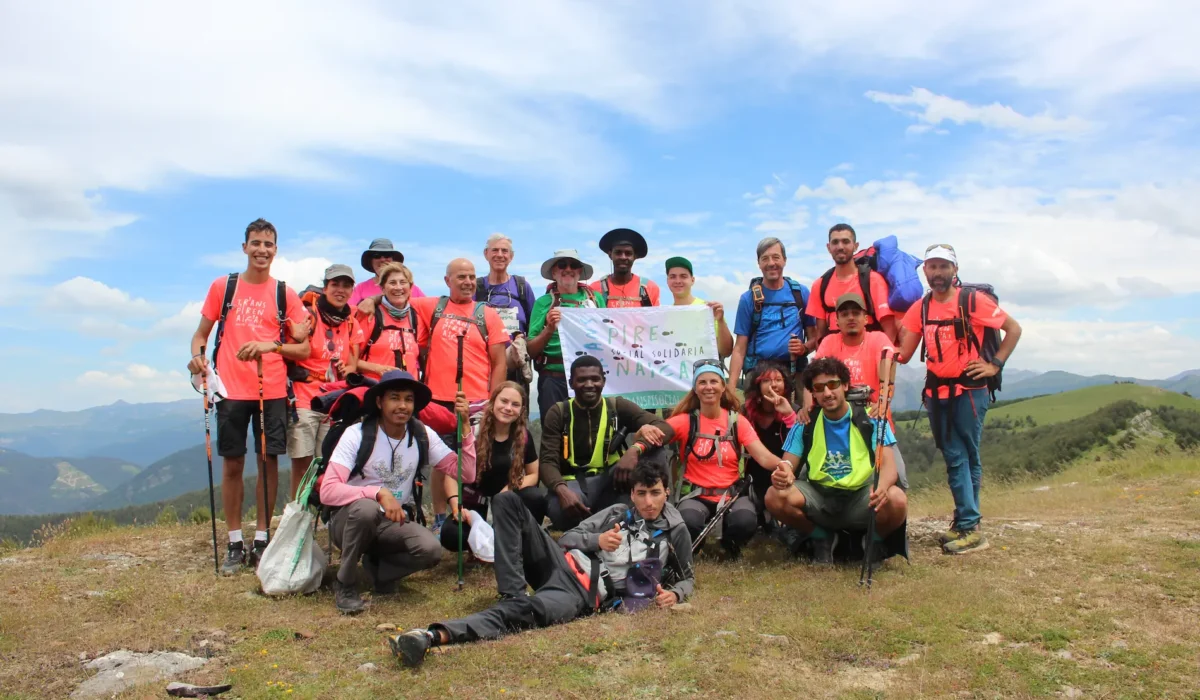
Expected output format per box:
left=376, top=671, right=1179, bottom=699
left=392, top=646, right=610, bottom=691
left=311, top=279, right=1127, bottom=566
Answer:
left=477, top=276, right=537, bottom=335
left=356, top=307, right=420, bottom=380
left=414, top=297, right=510, bottom=402
left=292, top=314, right=366, bottom=407
left=782, top=411, right=896, bottom=480
left=527, top=290, right=607, bottom=373
left=476, top=429, right=538, bottom=497
left=807, top=269, right=893, bottom=331
left=815, top=331, right=896, bottom=405
left=733, top=280, right=816, bottom=364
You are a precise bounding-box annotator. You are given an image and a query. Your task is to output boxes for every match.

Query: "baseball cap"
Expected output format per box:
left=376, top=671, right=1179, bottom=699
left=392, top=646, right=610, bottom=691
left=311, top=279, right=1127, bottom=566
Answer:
left=835, top=293, right=867, bottom=311
left=664, top=256, right=693, bottom=275
left=923, top=243, right=958, bottom=266
left=324, top=263, right=356, bottom=283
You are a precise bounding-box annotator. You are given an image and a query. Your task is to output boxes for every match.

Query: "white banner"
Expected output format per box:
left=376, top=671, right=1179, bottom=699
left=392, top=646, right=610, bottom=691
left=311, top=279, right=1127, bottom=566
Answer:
left=558, top=306, right=719, bottom=408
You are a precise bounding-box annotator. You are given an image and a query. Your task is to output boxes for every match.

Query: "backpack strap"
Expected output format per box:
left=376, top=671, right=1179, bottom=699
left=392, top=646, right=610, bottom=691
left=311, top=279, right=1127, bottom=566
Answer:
left=850, top=404, right=877, bottom=468
left=351, top=416, right=380, bottom=480
left=429, top=296, right=452, bottom=339
left=276, top=280, right=288, bottom=344
left=513, top=274, right=534, bottom=322
left=818, top=268, right=836, bottom=314
left=600, top=278, right=609, bottom=298
left=472, top=302, right=489, bottom=344
left=858, top=265, right=875, bottom=320
left=211, top=273, right=240, bottom=363
left=639, top=284, right=651, bottom=307
left=683, top=411, right=700, bottom=461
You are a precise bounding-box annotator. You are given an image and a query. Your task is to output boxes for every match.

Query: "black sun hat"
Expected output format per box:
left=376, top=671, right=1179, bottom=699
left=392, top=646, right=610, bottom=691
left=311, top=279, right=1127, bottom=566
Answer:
left=599, top=228, right=648, bottom=259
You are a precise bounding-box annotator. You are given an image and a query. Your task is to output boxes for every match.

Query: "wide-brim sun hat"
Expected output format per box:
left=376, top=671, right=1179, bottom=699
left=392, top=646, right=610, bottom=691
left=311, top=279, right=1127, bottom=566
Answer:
left=540, top=248, right=595, bottom=281
left=361, top=238, right=405, bottom=272
left=599, top=228, right=648, bottom=259
left=362, top=370, right=432, bottom=415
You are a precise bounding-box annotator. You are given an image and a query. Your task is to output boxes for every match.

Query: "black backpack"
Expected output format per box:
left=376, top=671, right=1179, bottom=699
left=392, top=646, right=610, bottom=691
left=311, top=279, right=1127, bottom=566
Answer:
left=919, top=283, right=1003, bottom=397
left=817, top=255, right=881, bottom=332
left=361, top=304, right=418, bottom=374
left=476, top=274, right=535, bottom=322
left=599, top=277, right=652, bottom=307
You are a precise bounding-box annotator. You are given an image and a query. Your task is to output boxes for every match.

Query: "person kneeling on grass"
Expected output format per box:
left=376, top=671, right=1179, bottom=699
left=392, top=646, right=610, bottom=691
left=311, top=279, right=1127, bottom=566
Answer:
left=319, top=370, right=473, bottom=614
left=388, top=459, right=694, bottom=668
left=764, top=357, right=908, bottom=564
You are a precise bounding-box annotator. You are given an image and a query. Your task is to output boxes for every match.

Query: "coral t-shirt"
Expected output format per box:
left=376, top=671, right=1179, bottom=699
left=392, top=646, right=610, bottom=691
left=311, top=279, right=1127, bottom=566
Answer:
left=200, top=275, right=307, bottom=401
left=357, top=308, right=421, bottom=380
left=806, top=269, right=893, bottom=331
left=902, top=292, right=1008, bottom=399
left=815, top=331, right=896, bottom=405
left=291, top=314, right=365, bottom=409
left=666, top=410, right=759, bottom=503
left=588, top=275, right=661, bottom=308
left=414, top=296, right=510, bottom=402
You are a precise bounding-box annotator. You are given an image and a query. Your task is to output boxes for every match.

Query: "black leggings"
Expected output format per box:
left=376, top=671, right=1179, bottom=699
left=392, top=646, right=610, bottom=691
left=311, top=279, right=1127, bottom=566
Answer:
left=440, top=486, right=547, bottom=552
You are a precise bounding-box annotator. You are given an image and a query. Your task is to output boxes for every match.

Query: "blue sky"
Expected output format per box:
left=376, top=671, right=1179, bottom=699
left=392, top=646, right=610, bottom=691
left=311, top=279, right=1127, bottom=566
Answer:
left=2, top=1, right=1199, bottom=411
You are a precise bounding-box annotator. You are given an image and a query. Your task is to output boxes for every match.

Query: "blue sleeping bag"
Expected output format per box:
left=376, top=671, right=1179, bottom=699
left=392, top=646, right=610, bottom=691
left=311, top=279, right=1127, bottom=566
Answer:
left=870, top=235, right=923, bottom=314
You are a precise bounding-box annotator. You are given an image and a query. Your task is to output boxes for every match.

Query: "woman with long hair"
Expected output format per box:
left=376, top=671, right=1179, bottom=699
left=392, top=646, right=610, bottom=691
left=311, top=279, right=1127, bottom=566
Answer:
left=441, top=381, right=545, bottom=553
left=664, top=360, right=789, bottom=558
left=357, top=262, right=421, bottom=380
left=741, top=361, right=801, bottom=525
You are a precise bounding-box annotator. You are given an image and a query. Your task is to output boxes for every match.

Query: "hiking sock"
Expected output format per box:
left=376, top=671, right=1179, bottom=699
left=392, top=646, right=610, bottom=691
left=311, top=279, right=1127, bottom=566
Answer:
left=810, top=526, right=829, bottom=540
left=254, top=530, right=269, bottom=542
left=228, top=530, right=244, bottom=544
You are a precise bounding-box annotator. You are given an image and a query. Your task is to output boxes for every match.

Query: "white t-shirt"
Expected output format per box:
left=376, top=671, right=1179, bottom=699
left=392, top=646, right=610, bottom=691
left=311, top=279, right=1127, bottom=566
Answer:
left=330, top=422, right=453, bottom=505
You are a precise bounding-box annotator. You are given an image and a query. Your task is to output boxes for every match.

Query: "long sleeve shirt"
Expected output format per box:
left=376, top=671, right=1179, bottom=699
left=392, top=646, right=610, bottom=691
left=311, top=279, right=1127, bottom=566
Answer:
left=537, top=396, right=674, bottom=492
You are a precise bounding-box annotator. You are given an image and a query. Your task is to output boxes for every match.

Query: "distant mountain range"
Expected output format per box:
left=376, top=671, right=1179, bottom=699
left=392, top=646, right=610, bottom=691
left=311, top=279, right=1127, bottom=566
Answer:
left=0, top=367, right=1196, bottom=515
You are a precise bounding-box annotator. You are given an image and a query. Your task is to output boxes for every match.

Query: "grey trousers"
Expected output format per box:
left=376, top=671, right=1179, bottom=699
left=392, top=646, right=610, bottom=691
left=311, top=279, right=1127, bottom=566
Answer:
left=678, top=495, right=757, bottom=548
left=432, top=491, right=591, bottom=643
left=545, top=472, right=630, bottom=532
left=328, top=498, right=442, bottom=586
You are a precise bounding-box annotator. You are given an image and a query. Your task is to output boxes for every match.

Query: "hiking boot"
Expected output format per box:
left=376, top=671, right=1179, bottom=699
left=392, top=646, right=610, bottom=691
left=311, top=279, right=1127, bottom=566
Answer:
left=220, top=542, right=246, bottom=576
left=719, top=540, right=742, bottom=562
left=811, top=535, right=835, bottom=565
left=333, top=580, right=366, bottom=615
left=247, top=539, right=268, bottom=569
left=938, top=526, right=962, bottom=546
left=389, top=629, right=432, bottom=668
left=942, top=529, right=989, bottom=555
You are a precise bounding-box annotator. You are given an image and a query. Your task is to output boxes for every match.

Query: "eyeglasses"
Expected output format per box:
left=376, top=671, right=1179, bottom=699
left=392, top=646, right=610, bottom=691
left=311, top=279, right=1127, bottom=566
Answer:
left=811, top=378, right=843, bottom=393
left=555, top=260, right=583, bottom=270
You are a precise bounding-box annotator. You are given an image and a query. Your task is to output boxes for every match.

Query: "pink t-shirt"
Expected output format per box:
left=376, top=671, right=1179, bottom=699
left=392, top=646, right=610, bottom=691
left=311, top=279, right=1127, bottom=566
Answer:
left=349, top=279, right=425, bottom=307
left=200, top=276, right=307, bottom=401
left=815, top=331, right=896, bottom=405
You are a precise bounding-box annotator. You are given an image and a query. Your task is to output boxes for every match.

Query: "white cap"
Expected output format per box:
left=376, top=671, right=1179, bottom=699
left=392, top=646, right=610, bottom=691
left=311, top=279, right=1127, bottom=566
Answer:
left=924, top=244, right=958, bottom=266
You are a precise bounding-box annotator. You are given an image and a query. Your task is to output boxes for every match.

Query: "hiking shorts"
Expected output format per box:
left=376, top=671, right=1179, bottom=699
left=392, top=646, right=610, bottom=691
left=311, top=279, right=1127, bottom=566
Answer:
left=286, top=408, right=329, bottom=459
left=216, top=398, right=287, bottom=458
left=795, top=481, right=872, bottom=532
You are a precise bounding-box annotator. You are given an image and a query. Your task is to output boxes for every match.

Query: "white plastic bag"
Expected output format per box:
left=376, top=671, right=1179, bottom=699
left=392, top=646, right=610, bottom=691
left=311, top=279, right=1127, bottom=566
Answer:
left=466, top=509, right=494, bottom=563
left=257, top=501, right=327, bottom=596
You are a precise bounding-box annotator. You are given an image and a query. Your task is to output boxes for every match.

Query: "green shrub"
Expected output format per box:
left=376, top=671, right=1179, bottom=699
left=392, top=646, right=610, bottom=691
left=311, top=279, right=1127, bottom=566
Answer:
left=155, top=505, right=179, bottom=526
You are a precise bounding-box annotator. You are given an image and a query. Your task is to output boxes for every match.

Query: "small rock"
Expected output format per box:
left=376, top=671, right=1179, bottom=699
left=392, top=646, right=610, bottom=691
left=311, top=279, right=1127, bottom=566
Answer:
left=375, top=623, right=396, bottom=632
left=1061, top=686, right=1083, bottom=699
left=1033, top=486, right=1051, bottom=492
left=562, top=653, right=572, bottom=659
left=85, top=590, right=106, bottom=598
left=670, top=602, right=694, bottom=613
left=893, top=653, right=922, bottom=666
left=1111, top=640, right=1128, bottom=649
left=714, top=630, right=738, bottom=638
left=1026, top=569, right=1037, bottom=578
left=357, top=663, right=377, bottom=673
left=1054, top=650, right=1074, bottom=660
left=982, top=632, right=1003, bottom=645
left=759, top=634, right=789, bottom=646
left=1053, top=597, right=1063, bottom=605
left=1054, top=539, right=1065, bottom=546
left=71, top=650, right=207, bottom=699
left=294, top=630, right=315, bottom=640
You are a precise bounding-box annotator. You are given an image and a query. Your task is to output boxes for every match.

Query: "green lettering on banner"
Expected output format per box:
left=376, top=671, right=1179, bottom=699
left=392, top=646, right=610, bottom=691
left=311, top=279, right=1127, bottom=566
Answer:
left=647, top=325, right=659, bottom=341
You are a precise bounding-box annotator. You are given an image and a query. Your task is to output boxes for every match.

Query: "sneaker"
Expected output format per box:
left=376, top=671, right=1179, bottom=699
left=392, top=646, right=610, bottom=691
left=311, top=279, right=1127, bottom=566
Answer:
left=333, top=580, right=366, bottom=615
left=220, top=542, right=246, bottom=576
left=431, top=513, right=448, bottom=537
left=942, top=529, right=989, bottom=555
left=937, top=526, right=962, bottom=546
left=811, top=535, right=835, bottom=565
left=389, top=629, right=432, bottom=668
left=248, top=539, right=268, bottom=569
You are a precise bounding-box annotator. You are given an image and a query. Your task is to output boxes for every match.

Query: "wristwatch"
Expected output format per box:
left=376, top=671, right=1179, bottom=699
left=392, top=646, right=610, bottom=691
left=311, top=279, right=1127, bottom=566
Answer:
left=991, top=356, right=1005, bottom=370
left=272, top=340, right=283, bottom=353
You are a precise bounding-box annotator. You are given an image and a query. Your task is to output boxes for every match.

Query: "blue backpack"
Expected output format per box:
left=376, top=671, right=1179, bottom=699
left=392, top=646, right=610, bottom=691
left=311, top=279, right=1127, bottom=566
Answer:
left=819, top=236, right=922, bottom=319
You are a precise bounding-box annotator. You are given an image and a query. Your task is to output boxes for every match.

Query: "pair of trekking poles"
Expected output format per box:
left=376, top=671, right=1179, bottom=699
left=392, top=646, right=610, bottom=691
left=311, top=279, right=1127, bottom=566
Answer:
left=200, top=347, right=273, bottom=575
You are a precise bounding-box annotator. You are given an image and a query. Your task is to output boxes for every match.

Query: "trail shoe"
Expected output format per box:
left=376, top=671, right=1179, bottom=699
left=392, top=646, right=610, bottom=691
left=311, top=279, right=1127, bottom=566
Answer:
left=811, top=535, right=835, bottom=565
left=938, top=526, right=962, bottom=546
left=334, top=580, right=366, bottom=615
left=247, top=539, right=269, bottom=569
left=220, top=542, right=246, bottom=576
left=942, top=529, right=989, bottom=555
left=390, top=629, right=433, bottom=668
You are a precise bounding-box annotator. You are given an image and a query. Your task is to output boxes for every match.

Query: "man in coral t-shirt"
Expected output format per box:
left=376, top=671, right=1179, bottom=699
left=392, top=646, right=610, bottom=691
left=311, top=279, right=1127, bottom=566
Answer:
left=413, top=257, right=509, bottom=532
left=807, top=223, right=896, bottom=344
left=188, top=218, right=311, bottom=575
left=815, top=293, right=896, bottom=406
left=588, top=228, right=661, bottom=308
left=896, top=243, right=1022, bottom=556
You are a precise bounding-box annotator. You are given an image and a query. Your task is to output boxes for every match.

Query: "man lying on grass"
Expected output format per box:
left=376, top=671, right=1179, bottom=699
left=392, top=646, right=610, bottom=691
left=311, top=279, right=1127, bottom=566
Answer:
left=389, top=459, right=694, bottom=668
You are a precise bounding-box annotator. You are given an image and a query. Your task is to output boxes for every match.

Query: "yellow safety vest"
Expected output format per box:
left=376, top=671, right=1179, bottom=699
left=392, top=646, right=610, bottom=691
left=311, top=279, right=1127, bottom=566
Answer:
left=562, top=398, right=620, bottom=479
left=807, top=410, right=875, bottom=491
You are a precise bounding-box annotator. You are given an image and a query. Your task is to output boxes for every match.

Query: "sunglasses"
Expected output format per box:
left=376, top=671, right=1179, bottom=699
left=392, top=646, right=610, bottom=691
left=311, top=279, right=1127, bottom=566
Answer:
left=811, top=378, right=843, bottom=393
left=693, top=358, right=724, bottom=372
left=555, top=259, right=583, bottom=270
left=925, top=243, right=955, bottom=254
left=370, top=253, right=395, bottom=261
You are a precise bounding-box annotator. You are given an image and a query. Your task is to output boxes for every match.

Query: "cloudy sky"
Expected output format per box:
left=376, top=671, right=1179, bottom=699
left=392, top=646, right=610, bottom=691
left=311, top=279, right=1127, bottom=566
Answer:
left=2, top=1, right=1198, bottom=412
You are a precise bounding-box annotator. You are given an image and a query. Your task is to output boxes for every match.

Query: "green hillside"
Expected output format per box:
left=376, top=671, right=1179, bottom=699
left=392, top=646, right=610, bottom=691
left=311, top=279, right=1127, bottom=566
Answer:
left=987, top=383, right=1200, bottom=427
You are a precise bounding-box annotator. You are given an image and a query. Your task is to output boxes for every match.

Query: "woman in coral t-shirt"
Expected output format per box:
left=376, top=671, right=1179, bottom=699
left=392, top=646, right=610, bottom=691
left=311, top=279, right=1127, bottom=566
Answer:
left=664, top=360, right=791, bottom=558
left=356, top=262, right=422, bottom=380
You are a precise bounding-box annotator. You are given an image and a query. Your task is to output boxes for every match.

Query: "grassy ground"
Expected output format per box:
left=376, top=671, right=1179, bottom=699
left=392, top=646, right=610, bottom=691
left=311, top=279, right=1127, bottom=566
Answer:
left=2, top=446, right=1198, bottom=699
left=986, top=384, right=1199, bottom=428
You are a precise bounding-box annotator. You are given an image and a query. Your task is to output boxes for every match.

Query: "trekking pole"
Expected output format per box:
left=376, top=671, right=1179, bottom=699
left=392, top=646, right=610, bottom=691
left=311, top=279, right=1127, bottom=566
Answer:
left=860, top=349, right=897, bottom=589
left=256, top=356, right=271, bottom=545
left=690, top=477, right=749, bottom=555
left=454, top=332, right=467, bottom=592
left=200, top=346, right=220, bottom=575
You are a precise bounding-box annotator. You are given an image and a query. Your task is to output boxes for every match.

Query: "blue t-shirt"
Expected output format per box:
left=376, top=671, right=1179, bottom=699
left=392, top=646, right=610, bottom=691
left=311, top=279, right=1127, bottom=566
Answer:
left=476, top=276, right=537, bottom=335
left=782, top=410, right=896, bottom=481
left=733, top=280, right=816, bottom=365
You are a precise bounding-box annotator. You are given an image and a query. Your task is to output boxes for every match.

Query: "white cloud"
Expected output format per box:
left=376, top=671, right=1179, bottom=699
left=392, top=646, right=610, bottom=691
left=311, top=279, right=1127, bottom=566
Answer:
left=43, top=277, right=157, bottom=317
left=866, top=87, right=1092, bottom=136
left=1014, top=319, right=1200, bottom=379
left=74, top=364, right=194, bottom=405
left=754, top=209, right=810, bottom=234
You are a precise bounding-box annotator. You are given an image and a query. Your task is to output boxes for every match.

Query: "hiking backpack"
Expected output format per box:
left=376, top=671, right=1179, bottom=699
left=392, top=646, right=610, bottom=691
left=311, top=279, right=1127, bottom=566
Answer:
left=919, top=283, right=1003, bottom=397
left=599, top=277, right=652, bottom=307
left=476, top=274, right=535, bottom=322
left=682, top=410, right=742, bottom=465
left=361, top=304, right=418, bottom=374
left=211, top=273, right=287, bottom=364
left=818, top=235, right=923, bottom=322
left=546, top=283, right=601, bottom=309
left=421, top=296, right=490, bottom=379
left=745, top=276, right=809, bottom=366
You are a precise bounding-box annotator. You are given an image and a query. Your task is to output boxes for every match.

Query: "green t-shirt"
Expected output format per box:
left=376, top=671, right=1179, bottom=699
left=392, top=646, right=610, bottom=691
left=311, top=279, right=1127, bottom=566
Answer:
left=528, top=289, right=607, bottom=372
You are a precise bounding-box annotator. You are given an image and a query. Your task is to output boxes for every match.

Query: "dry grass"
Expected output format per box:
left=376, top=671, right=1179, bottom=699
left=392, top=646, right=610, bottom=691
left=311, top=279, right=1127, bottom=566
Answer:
left=2, top=446, right=1198, bottom=699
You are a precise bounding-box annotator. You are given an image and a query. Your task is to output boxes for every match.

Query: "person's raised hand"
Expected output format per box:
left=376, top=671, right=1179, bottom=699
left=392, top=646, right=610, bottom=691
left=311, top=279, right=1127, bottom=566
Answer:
left=654, top=584, right=678, bottom=608
left=761, top=384, right=794, bottom=417
left=598, top=522, right=623, bottom=552
left=613, top=450, right=638, bottom=489
left=705, top=300, right=724, bottom=322
left=546, top=308, right=562, bottom=330
left=357, top=296, right=378, bottom=316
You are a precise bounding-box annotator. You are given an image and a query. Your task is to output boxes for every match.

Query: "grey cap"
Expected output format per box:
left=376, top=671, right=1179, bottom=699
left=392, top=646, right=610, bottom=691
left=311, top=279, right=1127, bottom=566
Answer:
left=324, top=263, right=355, bottom=283
left=361, top=238, right=404, bottom=270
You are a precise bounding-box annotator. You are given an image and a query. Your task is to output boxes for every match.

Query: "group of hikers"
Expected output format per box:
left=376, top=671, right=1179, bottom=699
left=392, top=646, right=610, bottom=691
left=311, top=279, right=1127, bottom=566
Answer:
left=187, top=218, right=1021, bottom=667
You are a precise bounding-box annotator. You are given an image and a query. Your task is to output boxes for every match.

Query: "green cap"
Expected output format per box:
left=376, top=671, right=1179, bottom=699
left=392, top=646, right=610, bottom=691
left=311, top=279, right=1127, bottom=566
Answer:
left=664, top=256, right=693, bottom=275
